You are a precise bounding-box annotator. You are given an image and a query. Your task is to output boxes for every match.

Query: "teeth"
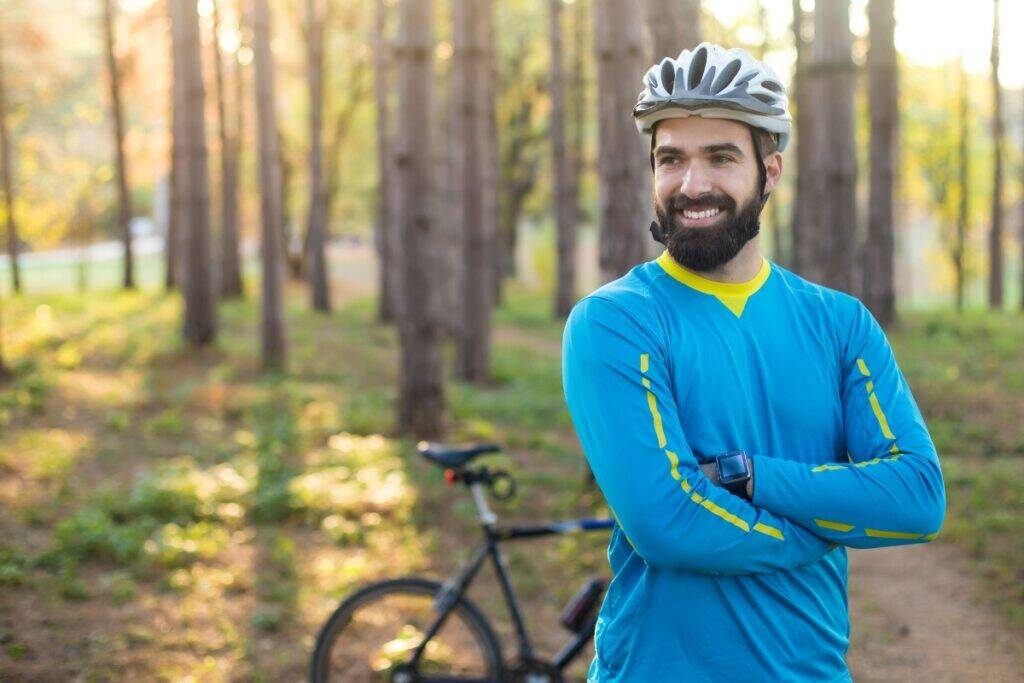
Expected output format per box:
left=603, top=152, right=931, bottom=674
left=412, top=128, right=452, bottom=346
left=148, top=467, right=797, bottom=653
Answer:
left=681, top=207, right=722, bottom=220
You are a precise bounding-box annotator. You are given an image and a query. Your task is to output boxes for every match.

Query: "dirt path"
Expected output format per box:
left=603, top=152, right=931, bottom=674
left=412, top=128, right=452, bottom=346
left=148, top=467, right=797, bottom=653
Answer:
left=847, top=542, right=1024, bottom=681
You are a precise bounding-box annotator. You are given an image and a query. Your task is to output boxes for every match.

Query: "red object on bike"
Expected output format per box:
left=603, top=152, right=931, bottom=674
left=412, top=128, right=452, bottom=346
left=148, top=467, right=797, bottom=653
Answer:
left=444, top=468, right=458, bottom=485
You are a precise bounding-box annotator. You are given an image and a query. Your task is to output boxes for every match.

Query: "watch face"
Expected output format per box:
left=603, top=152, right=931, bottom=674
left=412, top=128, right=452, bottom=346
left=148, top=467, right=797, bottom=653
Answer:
left=718, top=453, right=749, bottom=483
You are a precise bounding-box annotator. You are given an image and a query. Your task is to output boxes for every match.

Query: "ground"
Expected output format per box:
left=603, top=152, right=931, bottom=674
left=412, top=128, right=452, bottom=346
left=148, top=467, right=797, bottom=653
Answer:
left=0, top=241, right=1022, bottom=680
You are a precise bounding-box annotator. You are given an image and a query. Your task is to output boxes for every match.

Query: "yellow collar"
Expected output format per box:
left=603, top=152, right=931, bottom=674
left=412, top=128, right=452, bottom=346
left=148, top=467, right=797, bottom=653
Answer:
left=655, top=250, right=772, bottom=317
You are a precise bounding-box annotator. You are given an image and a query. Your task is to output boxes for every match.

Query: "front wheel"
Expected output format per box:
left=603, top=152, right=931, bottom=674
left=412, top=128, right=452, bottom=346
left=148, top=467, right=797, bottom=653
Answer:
left=310, top=577, right=504, bottom=682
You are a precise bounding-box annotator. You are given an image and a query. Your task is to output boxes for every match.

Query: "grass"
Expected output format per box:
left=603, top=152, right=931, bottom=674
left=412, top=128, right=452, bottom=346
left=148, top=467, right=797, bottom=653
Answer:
left=0, top=270, right=1021, bottom=676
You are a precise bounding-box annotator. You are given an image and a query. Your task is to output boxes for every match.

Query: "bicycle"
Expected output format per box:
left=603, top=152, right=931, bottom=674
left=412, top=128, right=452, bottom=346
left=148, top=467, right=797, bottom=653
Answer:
left=309, top=441, right=614, bottom=682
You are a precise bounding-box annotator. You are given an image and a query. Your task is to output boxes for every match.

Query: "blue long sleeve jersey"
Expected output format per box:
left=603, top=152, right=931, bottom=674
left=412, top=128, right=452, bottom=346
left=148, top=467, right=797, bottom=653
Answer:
left=561, top=251, right=946, bottom=682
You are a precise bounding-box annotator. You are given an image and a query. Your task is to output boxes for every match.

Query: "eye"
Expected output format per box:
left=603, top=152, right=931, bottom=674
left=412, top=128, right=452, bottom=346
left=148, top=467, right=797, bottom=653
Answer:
left=710, top=153, right=733, bottom=165
left=657, top=155, right=680, bottom=167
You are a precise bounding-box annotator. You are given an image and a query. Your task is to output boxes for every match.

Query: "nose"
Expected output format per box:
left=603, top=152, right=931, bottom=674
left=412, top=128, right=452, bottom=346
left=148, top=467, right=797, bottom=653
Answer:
left=677, top=161, right=713, bottom=198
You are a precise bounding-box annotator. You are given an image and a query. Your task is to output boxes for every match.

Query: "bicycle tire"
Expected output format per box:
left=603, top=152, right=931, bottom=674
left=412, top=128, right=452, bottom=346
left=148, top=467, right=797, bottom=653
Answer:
left=310, top=577, right=504, bottom=682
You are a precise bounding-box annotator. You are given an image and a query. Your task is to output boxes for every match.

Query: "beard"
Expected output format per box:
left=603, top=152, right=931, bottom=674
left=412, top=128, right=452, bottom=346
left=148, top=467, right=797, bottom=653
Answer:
left=655, top=190, right=763, bottom=272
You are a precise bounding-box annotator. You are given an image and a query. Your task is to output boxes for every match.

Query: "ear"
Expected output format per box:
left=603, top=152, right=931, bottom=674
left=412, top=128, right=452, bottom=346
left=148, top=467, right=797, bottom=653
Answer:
left=763, top=151, right=783, bottom=196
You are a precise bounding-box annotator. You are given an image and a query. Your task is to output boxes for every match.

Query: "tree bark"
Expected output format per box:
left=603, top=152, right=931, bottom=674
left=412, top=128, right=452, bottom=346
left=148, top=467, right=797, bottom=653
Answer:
left=481, top=2, right=499, bottom=315
left=642, top=0, right=699, bottom=64
left=253, top=0, right=287, bottom=369
left=593, top=0, right=649, bottom=283
left=103, top=0, right=134, bottom=289
left=789, top=0, right=809, bottom=274
left=166, top=52, right=180, bottom=291
left=374, top=0, right=397, bottom=322
left=453, top=0, right=494, bottom=382
left=171, top=0, right=217, bottom=345
left=955, top=59, right=969, bottom=312
left=0, top=29, right=21, bottom=294
left=863, top=0, right=897, bottom=326
left=551, top=0, right=577, bottom=318
left=305, top=0, right=330, bottom=312
left=988, top=0, right=1004, bottom=308
left=213, top=0, right=244, bottom=298
left=395, top=0, right=444, bottom=437
left=803, top=0, right=857, bottom=292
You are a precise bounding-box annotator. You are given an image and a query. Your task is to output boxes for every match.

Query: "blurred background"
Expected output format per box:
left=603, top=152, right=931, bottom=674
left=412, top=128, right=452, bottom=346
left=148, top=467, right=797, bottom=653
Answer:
left=0, top=0, right=1021, bottom=680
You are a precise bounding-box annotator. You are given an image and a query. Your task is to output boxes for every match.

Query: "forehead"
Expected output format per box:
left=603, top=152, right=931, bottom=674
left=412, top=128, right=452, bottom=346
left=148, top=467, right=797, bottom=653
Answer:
left=654, top=117, right=753, bottom=154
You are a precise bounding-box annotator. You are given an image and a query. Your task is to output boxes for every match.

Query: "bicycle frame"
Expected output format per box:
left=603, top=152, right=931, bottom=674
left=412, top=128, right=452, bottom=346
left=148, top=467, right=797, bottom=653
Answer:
left=408, top=479, right=613, bottom=674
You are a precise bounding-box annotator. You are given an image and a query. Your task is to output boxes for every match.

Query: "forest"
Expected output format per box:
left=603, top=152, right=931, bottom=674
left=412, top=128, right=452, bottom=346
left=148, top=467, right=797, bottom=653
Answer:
left=0, top=0, right=1022, bottom=679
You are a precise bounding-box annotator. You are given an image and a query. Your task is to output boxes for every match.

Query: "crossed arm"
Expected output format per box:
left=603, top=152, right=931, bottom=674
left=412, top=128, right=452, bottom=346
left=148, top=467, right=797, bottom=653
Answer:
left=562, top=295, right=946, bottom=577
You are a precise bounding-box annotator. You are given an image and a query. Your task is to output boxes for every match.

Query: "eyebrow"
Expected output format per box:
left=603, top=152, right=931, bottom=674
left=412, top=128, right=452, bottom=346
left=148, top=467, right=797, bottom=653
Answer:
left=654, top=142, right=745, bottom=158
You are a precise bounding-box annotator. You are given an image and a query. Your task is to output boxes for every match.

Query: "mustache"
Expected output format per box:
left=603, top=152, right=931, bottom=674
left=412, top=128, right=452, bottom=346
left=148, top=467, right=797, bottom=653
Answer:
left=667, top=193, right=736, bottom=213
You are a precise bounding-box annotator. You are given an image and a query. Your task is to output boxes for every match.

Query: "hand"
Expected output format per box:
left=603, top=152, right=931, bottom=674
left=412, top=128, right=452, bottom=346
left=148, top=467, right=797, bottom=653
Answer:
left=700, top=461, right=719, bottom=485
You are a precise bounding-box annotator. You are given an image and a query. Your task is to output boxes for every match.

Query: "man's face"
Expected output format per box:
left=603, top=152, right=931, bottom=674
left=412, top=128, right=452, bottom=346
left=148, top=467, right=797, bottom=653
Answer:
left=651, top=117, right=782, bottom=272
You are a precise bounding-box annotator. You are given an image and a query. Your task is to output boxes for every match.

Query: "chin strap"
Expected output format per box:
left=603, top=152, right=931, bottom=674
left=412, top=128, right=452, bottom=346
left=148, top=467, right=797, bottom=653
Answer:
left=649, top=221, right=665, bottom=245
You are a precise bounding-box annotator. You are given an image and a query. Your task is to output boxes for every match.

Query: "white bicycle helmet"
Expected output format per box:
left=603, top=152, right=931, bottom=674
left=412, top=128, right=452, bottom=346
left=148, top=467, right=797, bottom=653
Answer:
left=633, top=42, right=792, bottom=152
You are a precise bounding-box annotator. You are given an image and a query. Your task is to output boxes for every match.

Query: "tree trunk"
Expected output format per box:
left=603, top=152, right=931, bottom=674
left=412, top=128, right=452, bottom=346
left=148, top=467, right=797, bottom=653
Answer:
left=988, top=0, right=1004, bottom=309
left=166, top=58, right=180, bottom=291
left=955, top=59, right=969, bottom=312
left=374, top=0, right=397, bottom=322
left=569, top=0, right=586, bottom=223
left=552, top=0, right=577, bottom=318
left=171, top=0, right=217, bottom=345
left=396, top=0, right=444, bottom=437
left=642, top=0, right=699, bottom=64
left=593, top=0, right=648, bottom=283
left=103, top=0, right=134, bottom=289
left=453, top=0, right=494, bottom=382
left=253, top=0, right=287, bottom=369
left=752, top=0, right=783, bottom=263
left=305, top=0, right=330, bottom=312
left=804, top=0, right=857, bottom=292
left=0, top=30, right=21, bottom=294
left=481, top=2, right=499, bottom=314
left=214, top=0, right=244, bottom=299
left=863, top=0, right=897, bottom=326
left=789, top=0, right=809, bottom=274
left=281, top=131, right=301, bottom=279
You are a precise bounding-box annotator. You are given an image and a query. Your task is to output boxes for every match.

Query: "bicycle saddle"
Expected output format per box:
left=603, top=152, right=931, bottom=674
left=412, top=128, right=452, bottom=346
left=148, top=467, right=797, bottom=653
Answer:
left=417, top=441, right=501, bottom=468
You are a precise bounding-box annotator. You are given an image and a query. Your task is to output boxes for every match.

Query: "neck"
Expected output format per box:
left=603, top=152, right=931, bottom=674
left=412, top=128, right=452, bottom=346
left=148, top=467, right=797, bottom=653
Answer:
left=680, top=236, right=764, bottom=283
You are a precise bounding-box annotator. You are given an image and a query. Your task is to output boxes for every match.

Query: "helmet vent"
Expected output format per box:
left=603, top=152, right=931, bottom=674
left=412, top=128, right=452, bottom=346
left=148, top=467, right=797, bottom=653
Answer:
left=660, top=58, right=675, bottom=94
left=753, top=92, right=777, bottom=105
left=688, top=47, right=708, bottom=90
left=711, top=59, right=741, bottom=94
left=762, top=80, right=783, bottom=93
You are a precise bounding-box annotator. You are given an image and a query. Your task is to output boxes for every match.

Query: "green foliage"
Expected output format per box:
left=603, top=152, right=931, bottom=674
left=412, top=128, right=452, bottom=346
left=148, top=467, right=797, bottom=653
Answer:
left=145, top=522, right=231, bottom=569
left=51, top=507, right=154, bottom=565
left=0, top=547, right=30, bottom=587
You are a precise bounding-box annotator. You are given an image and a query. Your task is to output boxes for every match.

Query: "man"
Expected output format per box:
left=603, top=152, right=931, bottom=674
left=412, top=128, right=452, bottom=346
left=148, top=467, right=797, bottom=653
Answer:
left=562, top=43, right=946, bottom=681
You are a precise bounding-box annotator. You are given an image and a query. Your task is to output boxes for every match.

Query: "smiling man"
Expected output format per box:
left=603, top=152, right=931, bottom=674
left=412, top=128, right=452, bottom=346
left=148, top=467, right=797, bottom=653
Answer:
left=562, top=43, right=946, bottom=681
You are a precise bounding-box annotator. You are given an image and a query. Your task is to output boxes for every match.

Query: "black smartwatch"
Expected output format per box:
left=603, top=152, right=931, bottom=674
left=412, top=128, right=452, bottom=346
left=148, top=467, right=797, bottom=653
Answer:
left=715, top=450, right=752, bottom=500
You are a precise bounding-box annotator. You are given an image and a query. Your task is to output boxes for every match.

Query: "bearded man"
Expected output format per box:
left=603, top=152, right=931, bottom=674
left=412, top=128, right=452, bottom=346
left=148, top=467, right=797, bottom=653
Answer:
left=561, top=43, right=945, bottom=682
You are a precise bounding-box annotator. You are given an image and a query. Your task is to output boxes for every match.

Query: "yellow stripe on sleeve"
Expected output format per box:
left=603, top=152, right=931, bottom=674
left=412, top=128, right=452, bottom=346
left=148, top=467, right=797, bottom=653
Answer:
left=867, top=393, right=897, bottom=440
left=645, top=391, right=668, bottom=448
left=865, top=528, right=923, bottom=540
left=856, top=358, right=870, bottom=376
left=814, top=518, right=855, bottom=532
left=753, top=522, right=785, bottom=540
left=640, top=353, right=650, bottom=373
left=690, top=494, right=751, bottom=532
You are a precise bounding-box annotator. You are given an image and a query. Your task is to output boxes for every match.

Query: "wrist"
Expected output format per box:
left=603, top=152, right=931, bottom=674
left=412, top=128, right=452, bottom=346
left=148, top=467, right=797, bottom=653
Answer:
left=746, top=454, right=754, bottom=498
